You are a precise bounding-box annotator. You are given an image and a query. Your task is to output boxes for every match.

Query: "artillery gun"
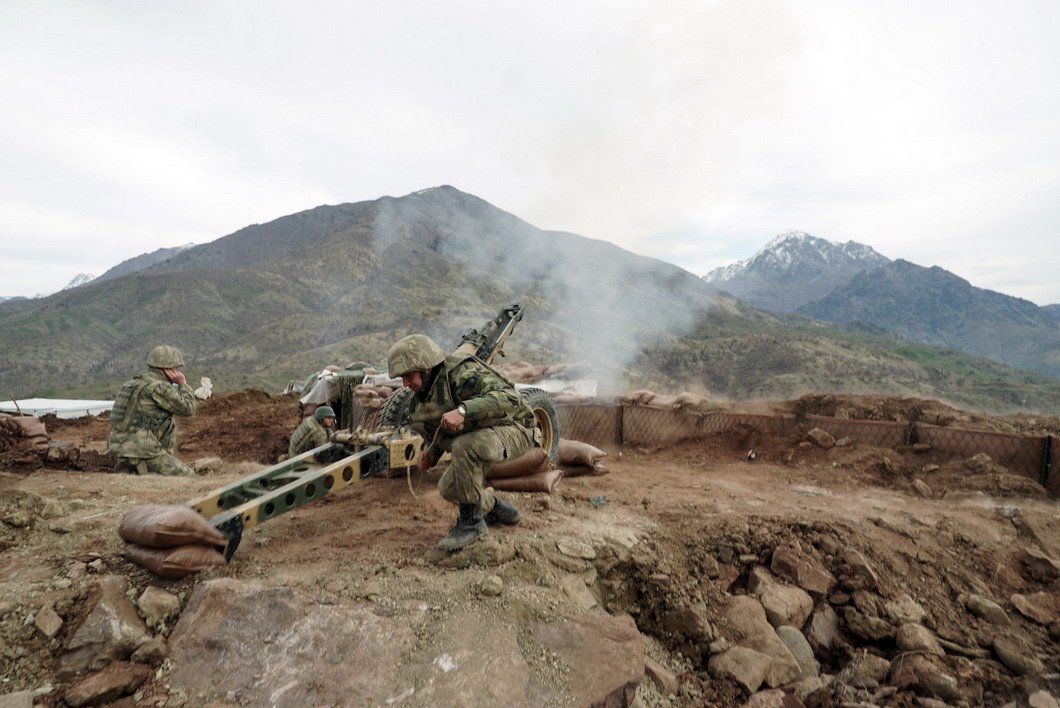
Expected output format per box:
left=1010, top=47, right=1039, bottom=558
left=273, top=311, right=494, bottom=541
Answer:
left=185, top=304, right=559, bottom=559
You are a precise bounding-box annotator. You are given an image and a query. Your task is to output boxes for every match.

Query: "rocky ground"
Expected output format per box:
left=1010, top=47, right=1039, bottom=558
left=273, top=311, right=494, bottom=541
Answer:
left=0, top=391, right=1057, bottom=707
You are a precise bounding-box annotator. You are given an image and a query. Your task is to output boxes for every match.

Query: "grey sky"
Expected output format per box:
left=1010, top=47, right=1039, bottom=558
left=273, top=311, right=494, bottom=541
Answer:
left=2, top=1, right=1058, bottom=304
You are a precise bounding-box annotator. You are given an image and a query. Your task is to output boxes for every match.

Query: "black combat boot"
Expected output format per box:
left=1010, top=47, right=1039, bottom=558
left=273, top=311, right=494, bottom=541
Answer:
left=485, top=496, right=520, bottom=525
left=438, top=502, right=488, bottom=551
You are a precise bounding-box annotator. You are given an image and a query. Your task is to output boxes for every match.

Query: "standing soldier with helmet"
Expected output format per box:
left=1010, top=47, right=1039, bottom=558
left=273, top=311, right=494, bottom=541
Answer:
left=108, top=345, right=196, bottom=476
left=387, top=333, right=539, bottom=551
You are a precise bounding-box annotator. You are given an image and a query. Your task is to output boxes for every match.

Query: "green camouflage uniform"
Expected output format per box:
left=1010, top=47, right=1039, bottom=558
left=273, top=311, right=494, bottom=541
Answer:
left=288, top=416, right=330, bottom=457
left=410, top=354, right=539, bottom=515
left=108, top=369, right=196, bottom=476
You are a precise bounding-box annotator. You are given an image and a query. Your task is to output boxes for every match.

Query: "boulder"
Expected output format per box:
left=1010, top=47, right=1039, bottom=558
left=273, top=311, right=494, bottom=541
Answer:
left=708, top=646, right=773, bottom=694
left=1010, top=592, right=1058, bottom=626
left=130, top=636, right=167, bottom=665
left=840, top=548, right=879, bottom=590
left=34, top=606, right=63, bottom=639
left=748, top=567, right=813, bottom=629
left=896, top=624, right=943, bottom=656
left=558, top=574, right=597, bottom=610
left=137, top=586, right=180, bottom=627
left=1017, top=547, right=1060, bottom=581
left=966, top=594, right=1008, bottom=624
left=993, top=637, right=1044, bottom=676
left=885, top=594, right=928, bottom=625
left=63, top=661, right=151, bottom=707
left=743, top=688, right=794, bottom=707
left=841, top=653, right=890, bottom=684
left=806, top=606, right=843, bottom=654
left=771, top=545, right=835, bottom=596
left=806, top=428, right=835, bottom=449
left=888, top=654, right=961, bottom=702
left=841, top=607, right=894, bottom=641
left=530, top=613, right=644, bottom=707
left=60, top=576, right=150, bottom=676
left=775, top=626, right=818, bottom=679
left=1029, top=690, right=1060, bottom=708
left=719, top=596, right=800, bottom=687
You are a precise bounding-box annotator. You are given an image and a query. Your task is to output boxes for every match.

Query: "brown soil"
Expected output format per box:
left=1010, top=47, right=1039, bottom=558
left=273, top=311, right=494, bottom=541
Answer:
left=1, top=390, right=1057, bottom=706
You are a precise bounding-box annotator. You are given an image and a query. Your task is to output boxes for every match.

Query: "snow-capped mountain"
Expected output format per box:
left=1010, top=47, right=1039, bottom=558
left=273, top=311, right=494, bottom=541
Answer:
left=62, top=273, right=97, bottom=290
left=703, top=231, right=890, bottom=312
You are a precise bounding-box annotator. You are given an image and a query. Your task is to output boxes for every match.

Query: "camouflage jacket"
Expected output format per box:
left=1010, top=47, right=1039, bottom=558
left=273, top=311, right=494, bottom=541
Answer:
left=409, top=354, right=535, bottom=456
left=289, top=416, right=330, bottom=457
left=107, top=369, right=196, bottom=459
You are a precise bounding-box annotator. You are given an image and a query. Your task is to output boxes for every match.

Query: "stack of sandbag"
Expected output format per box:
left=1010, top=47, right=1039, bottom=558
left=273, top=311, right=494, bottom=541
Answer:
left=352, top=379, right=403, bottom=410
left=495, top=361, right=594, bottom=384
left=119, top=505, right=228, bottom=578
left=484, top=447, right=563, bottom=493
left=557, top=438, right=609, bottom=477
left=0, top=413, right=49, bottom=453
left=622, top=390, right=713, bottom=414
left=551, top=392, right=597, bottom=405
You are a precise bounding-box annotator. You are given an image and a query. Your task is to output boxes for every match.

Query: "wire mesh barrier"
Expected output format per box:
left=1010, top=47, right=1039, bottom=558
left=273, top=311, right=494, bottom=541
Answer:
left=805, top=415, right=909, bottom=448
left=914, top=423, right=1044, bottom=477
left=555, top=403, right=622, bottom=450
left=621, top=405, right=705, bottom=447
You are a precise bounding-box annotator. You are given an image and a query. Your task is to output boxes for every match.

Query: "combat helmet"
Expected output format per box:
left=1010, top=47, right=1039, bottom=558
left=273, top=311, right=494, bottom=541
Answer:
left=387, top=335, right=445, bottom=377
left=314, top=405, right=336, bottom=422
left=147, top=345, right=185, bottom=369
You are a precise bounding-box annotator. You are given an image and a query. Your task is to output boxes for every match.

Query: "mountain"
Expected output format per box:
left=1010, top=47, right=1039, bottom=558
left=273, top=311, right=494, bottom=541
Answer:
left=0, top=187, right=1057, bottom=413
left=96, top=243, right=196, bottom=282
left=799, top=259, right=1060, bottom=377
left=703, top=231, right=890, bottom=312
left=62, top=273, right=97, bottom=290
left=1045, top=304, right=1060, bottom=321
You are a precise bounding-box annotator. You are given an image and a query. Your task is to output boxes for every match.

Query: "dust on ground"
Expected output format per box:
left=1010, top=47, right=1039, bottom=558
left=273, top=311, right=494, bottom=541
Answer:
left=1, top=390, right=1057, bottom=706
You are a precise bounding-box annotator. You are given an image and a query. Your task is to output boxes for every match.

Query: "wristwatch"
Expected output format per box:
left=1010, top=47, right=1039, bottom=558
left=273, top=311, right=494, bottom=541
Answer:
left=457, top=404, right=467, bottom=416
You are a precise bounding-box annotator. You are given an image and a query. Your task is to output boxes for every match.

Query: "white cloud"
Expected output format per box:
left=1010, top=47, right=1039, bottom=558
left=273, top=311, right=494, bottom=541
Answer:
left=0, top=0, right=1057, bottom=304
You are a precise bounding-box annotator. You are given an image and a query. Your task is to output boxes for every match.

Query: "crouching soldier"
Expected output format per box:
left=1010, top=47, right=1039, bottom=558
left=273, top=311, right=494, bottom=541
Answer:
left=387, top=334, right=539, bottom=551
left=108, top=345, right=196, bottom=476
left=289, top=405, right=336, bottom=457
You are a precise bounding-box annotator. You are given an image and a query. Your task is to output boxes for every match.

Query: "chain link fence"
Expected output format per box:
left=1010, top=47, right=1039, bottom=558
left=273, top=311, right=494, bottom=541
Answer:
left=915, top=423, right=1044, bottom=476
left=805, top=415, right=909, bottom=449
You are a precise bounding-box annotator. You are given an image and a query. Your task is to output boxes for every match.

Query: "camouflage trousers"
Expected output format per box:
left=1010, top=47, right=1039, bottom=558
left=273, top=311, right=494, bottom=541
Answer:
left=114, top=453, right=194, bottom=477
left=438, top=424, right=537, bottom=515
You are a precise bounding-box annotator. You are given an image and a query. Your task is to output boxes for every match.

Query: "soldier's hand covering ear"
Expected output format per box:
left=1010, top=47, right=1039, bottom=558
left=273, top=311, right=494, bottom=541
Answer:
left=164, top=368, right=187, bottom=386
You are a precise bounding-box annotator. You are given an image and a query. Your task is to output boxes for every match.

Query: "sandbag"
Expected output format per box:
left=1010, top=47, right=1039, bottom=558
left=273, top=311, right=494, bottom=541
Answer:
left=486, top=448, right=551, bottom=481
left=125, top=543, right=227, bottom=578
left=561, top=463, right=610, bottom=478
left=490, top=469, right=564, bottom=494
left=646, top=394, right=679, bottom=410
left=674, top=392, right=709, bottom=412
left=558, top=439, right=607, bottom=467
left=118, top=505, right=227, bottom=548
left=627, top=390, right=655, bottom=405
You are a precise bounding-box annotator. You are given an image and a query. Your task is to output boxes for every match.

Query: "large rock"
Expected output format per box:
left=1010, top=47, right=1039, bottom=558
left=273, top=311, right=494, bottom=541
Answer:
left=718, top=596, right=800, bottom=687
left=169, top=578, right=639, bottom=706
left=60, top=576, right=150, bottom=675
left=137, top=586, right=180, bottom=627
left=806, top=428, right=835, bottom=449
left=34, top=606, right=63, bottom=639
left=993, top=637, right=1044, bottom=676
left=966, top=594, right=1008, bottom=624
left=708, top=646, right=773, bottom=694
left=529, top=612, right=644, bottom=707
left=63, top=661, right=151, bottom=707
left=885, top=594, right=927, bottom=625
left=775, top=626, right=818, bottom=679
left=841, top=607, right=894, bottom=641
left=1011, top=592, right=1058, bottom=626
left=748, top=567, right=813, bottom=629
left=806, top=606, right=844, bottom=654
left=888, top=654, right=961, bottom=702
left=896, top=624, right=943, bottom=656
left=1017, top=547, right=1060, bottom=581
left=0, top=691, right=33, bottom=708
left=841, top=653, right=890, bottom=684
left=644, top=656, right=678, bottom=697
left=839, top=548, right=878, bottom=590
left=771, top=545, right=835, bottom=596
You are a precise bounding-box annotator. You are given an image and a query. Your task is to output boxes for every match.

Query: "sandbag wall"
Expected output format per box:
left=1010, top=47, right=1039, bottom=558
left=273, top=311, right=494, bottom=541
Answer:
left=0, top=413, right=49, bottom=453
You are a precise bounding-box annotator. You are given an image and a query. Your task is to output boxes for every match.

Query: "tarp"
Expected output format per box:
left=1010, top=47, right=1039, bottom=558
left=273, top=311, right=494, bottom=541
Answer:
left=0, top=398, right=113, bottom=419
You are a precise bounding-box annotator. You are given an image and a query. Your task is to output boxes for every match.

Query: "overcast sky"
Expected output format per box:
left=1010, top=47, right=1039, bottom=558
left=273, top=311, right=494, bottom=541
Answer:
left=2, top=1, right=1058, bottom=304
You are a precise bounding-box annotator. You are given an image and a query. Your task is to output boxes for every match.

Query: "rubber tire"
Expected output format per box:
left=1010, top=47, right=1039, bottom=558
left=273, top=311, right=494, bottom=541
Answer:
left=520, top=387, right=560, bottom=463
left=376, top=386, right=414, bottom=429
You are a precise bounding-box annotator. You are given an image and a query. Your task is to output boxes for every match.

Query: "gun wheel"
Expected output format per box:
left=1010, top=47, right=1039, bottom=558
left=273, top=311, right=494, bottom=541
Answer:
left=520, top=387, right=559, bottom=462
left=376, top=387, right=414, bottom=429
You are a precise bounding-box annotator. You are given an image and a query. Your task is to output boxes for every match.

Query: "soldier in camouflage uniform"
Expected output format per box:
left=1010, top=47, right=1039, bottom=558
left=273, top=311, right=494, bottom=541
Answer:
left=388, top=334, right=539, bottom=551
left=289, top=405, right=336, bottom=457
left=108, top=345, right=196, bottom=476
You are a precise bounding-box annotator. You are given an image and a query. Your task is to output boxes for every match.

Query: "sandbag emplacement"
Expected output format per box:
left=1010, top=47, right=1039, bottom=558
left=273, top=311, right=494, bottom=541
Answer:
left=119, top=505, right=227, bottom=548
left=486, top=447, right=551, bottom=481
left=561, top=463, right=610, bottom=478
left=125, top=543, right=227, bottom=578
left=490, top=469, right=564, bottom=494
left=558, top=439, right=607, bottom=468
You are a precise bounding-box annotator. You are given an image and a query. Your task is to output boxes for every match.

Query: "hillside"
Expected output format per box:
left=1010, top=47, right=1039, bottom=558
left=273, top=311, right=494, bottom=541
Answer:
left=703, top=231, right=890, bottom=312
left=0, top=187, right=1058, bottom=414
left=95, top=243, right=195, bottom=282
left=799, top=259, right=1060, bottom=378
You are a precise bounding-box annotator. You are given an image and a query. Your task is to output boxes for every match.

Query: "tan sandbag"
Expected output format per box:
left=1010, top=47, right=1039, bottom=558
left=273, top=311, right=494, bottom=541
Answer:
left=11, top=416, right=47, bottom=439
left=118, top=505, right=227, bottom=548
left=674, top=392, right=709, bottom=411
left=125, top=543, right=227, bottom=578
left=486, top=448, right=551, bottom=481
left=646, top=394, right=678, bottom=410
left=626, top=390, right=655, bottom=405
left=561, top=463, right=610, bottom=478
left=558, top=439, right=607, bottom=467
left=490, top=469, right=564, bottom=494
